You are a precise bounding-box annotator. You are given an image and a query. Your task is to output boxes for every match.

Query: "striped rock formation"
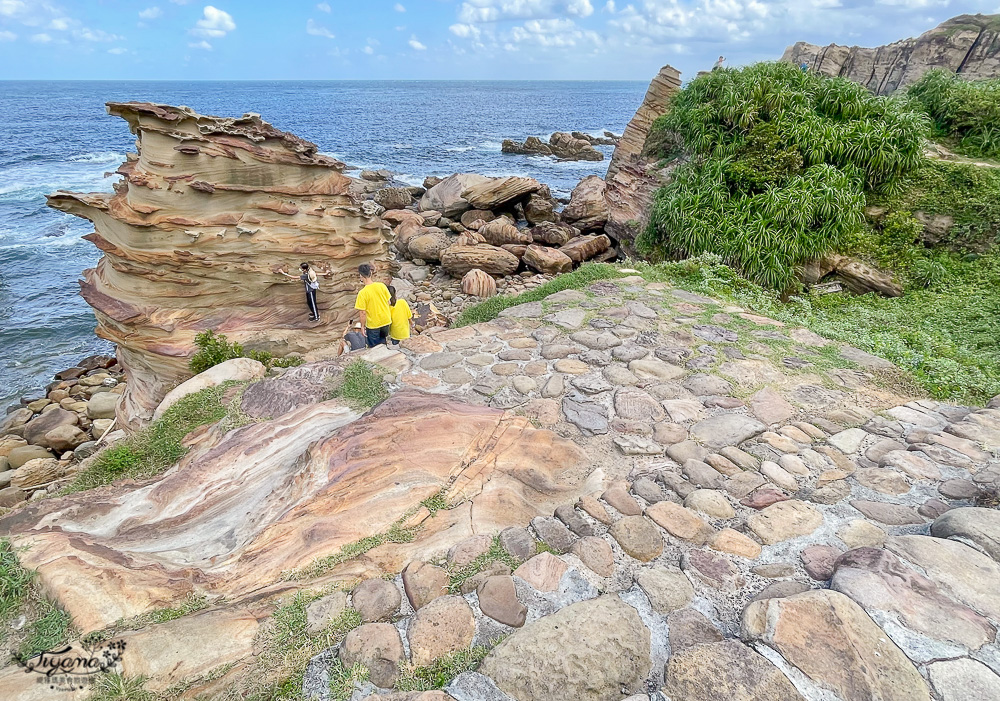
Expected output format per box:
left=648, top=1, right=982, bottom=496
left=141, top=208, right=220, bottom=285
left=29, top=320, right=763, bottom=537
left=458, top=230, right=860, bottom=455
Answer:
left=48, top=102, right=393, bottom=428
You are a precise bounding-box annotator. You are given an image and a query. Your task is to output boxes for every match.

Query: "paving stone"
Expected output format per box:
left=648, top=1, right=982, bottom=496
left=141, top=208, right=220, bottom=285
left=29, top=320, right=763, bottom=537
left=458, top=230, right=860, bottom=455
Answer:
left=664, top=639, right=805, bottom=700
left=691, top=324, right=738, bottom=343
left=631, top=477, right=665, bottom=504
left=666, top=608, right=724, bottom=652
left=546, top=308, right=587, bottom=329
left=645, top=502, right=715, bottom=545
left=490, top=386, right=527, bottom=409
left=928, top=658, right=1000, bottom=701
left=613, top=387, right=665, bottom=422
left=460, top=562, right=513, bottom=596
left=603, top=365, right=639, bottom=386
left=750, top=388, right=795, bottom=426
left=689, top=414, right=765, bottom=450
left=614, top=435, right=665, bottom=456
left=407, top=595, right=476, bottom=666
left=554, top=504, right=596, bottom=537
left=602, top=486, right=643, bottom=516
left=809, top=479, right=852, bottom=505
left=629, top=358, right=685, bottom=381
left=724, top=472, right=767, bottom=499
left=759, top=431, right=800, bottom=454
left=571, top=536, right=615, bottom=577
left=753, top=563, right=796, bottom=578
left=748, top=500, right=823, bottom=545
left=752, top=581, right=809, bottom=602
left=352, top=579, right=402, bottom=623
left=683, top=548, right=744, bottom=589
left=778, top=425, right=813, bottom=444
left=636, top=566, right=694, bottom=613
left=569, top=330, right=623, bottom=350
left=611, top=344, right=650, bottom=362
left=887, top=405, right=944, bottom=428
left=880, top=450, right=941, bottom=480
left=448, top=535, right=494, bottom=568
left=540, top=344, right=577, bottom=359
left=918, top=498, right=951, bottom=519
left=682, top=459, right=725, bottom=489
left=827, top=427, right=869, bottom=454
left=938, top=479, right=980, bottom=500
left=420, top=352, right=464, bottom=370
left=540, top=374, right=564, bottom=398
left=522, top=398, right=560, bottom=426
left=513, top=552, right=568, bottom=592
left=553, top=358, right=589, bottom=374
left=801, top=544, right=843, bottom=580
left=561, top=393, right=608, bottom=435
left=511, top=376, right=537, bottom=395
left=838, top=519, right=886, bottom=549
left=740, top=486, right=789, bottom=510
left=704, top=453, right=741, bottom=476
left=682, top=373, right=733, bottom=396
left=854, top=467, right=910, bottom=495
left=865, top=438, right=906, bottom=463
left=667, top=440, right=708, bottom=464
left=709, top=528, right=761, bottom=559
left=930, top=507, right=1000, bottom=561
left=572, top=374, right=614, bottom=395
left=777, top=454, right=809, bottom=476
left=531, top=516, right=576, bottom=553
left=851, top=500, right=924, bottom=525
left=477, top=575, right=527, bottom=628
left=339, top=623, right=405, bottom=688
left=579, top=349, right=612, bottom=366
left=659, top=472, right=697, bottom=499
left=577, top=495, right=613, bottom=525
left=609, top=516, right=663, bottom=562
left=499, top=526, right=536, bottom=561
left=305, top=590, right=348, bottom=634
left=684, top=489, right=735, bottom=519
left=719, top=446, right=757, bottom=470
left=499, top=301, right=544, bottom=318
left=402, top=561, right=450, bottom=610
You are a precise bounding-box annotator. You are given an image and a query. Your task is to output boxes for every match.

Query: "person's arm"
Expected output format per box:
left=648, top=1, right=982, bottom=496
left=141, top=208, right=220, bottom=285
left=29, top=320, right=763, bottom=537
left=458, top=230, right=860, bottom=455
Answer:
left=274, top=267, right=297, bottom=279
left=359, top=310, right=367, bottom=328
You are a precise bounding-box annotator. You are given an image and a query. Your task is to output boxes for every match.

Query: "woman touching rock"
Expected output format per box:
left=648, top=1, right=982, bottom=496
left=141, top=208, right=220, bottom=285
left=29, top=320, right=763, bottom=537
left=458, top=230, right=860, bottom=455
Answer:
left=275, top=262, right=331, bottom=322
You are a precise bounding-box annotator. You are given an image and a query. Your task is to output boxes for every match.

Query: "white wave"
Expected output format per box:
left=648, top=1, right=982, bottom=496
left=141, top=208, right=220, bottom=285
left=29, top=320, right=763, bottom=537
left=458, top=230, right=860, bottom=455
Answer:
left=390, top=143, right=413, bottom=150
left=67, top=151, right=125, bottom=164
left=445, top=145, right=475, bottom=152
left=479, top=141, right=502, bottom=150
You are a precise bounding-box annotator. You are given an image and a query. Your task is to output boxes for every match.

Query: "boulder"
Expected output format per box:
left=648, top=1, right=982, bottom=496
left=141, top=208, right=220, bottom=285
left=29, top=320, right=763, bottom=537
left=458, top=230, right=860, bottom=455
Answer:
left=7, top=445, right=53, bottom=469
left=478, top=219, right=532, bottom=246
left=522, top=245, right=573, bottom=275
left=373, top=187, right=413, bottom=210
left=152, top=358, right=266, bottom=422
left=461, top=176, right=540, bottom=209
left=560, top=234, right=611, bottom=264
left=10, top=458, right=64, bottom=489
left=42, top=424, right=89, bottom=453
left=352, top=579, right=402, bottom=622
left=460, top=209, right=496, bottom=228
left=524, top=192, right=557, bottom=225
left=821, top=254, right=902, bottom=297
left=476, top=575, right=526, bottom=627
left=930, top=507, right=1000, bottom=561
left=407, top=230, right=453, bottom=263
left=339, top=623, right=405, bottom=688
left=440, top=245, right=519, bottom=278
left=560, top=175, right=608, bottom=231
left=407, top=595, right=475, bottom=666
left=402, top=560, right=449, bottom=610
left=419, top=173, right=490, bottom=217
left=455, top=231, right=486, bottom=246
left=23, top=408, right=78, bottom=447
left=461, top=269, right=497, bottom=297
left=549, top=131, right=604, bottom=161
left=529, top=221, right=577, bottom=246
left=479, top=596, right=650, bottom=701
left=664, top=639, right=804, bottom=700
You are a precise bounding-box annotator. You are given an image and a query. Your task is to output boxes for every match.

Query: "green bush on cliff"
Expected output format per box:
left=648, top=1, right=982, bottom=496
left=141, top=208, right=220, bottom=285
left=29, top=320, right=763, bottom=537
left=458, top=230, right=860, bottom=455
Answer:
left=639, top=61, right=926, bottom=290
left=908, top=69, right=1000, bottom=158
left=189, top=330, right=303, bottom=374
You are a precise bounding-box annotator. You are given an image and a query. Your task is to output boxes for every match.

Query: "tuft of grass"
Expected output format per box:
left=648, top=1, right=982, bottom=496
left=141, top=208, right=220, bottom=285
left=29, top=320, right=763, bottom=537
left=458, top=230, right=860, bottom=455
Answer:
left=420, top=490, right=449, bottom=515
left=453, top=262, right=623, bottom=327
left=393, top=645, right=494, bottom=692
left=282, top=519, right=419, bottom=582
left=447, top=535, right=522, bottom=594
left=189, top=330, right=303, bottom=374
left=327, top=360, right=389, bottom=409
left=1, top=538, right=76, bottom=664
left=64, top=383, right=236, bottom=494
left=328, top=660, right=370, bottom=700
left=81, top=593, right=211, bottom=648
left=86, top=674, right=157, bottom=701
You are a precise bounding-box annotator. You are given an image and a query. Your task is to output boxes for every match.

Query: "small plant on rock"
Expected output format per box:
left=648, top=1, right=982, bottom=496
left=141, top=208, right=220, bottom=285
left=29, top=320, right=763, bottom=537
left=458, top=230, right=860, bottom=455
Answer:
left=189, top=330, right=302, bottom=374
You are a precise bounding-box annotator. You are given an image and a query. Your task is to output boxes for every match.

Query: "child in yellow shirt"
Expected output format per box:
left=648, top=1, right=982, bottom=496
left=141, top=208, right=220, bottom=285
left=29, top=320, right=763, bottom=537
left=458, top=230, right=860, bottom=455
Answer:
left=388, top=286, right=413, bottom=345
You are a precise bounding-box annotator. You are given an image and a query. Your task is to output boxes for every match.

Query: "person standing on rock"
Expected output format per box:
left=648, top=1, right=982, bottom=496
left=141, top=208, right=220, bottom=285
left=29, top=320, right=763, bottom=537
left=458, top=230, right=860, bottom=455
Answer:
left=388, top=286, right=414, bottom=346
left=354, top=263, right=392, bottom=347
left=714, top=55, right=725, bottom=70
left=275, top=262, right=329, bottom=322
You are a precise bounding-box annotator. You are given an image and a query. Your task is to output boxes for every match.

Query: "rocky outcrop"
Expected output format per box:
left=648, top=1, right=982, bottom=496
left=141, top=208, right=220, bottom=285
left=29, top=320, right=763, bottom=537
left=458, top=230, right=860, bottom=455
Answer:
left=782, top=14, right=1000, bottom=94
left=47, top=102, right=393, bottom=428
left=502, top=132, right=605, bottom=161
left=604, top=65, right=683, bottom=256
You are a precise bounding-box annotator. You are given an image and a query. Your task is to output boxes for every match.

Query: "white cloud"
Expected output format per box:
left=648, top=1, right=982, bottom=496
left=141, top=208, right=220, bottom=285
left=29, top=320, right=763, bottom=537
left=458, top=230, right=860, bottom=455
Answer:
left=317, top=2, right=331, bottom=11
left=108, top=46, right=127, bottom=54
left=603, top=0, right=615, bottom=11
left=48, top=17, right=69, bottom=30
left=0, top=29, right=16, bottom=41
left=408, top=34, right=426, bottom=50
left=394, top=2, right=406, bottom=11
left=191, top=5, right=235, bottom=38
left=457, top=0, right=597, bottom=23
left=306, top=19, right=335, bottom=38
left=395, top=25, right=406, bottom=31
left=75, top=27, right=123, bottom=42
left=567, top=0, right=594, bottom=16
left=30, top=32, right=51, bottom=42
left=139, top=7, right=162, bottom=20
left=0, top=1, right=26, bottom=19
left=363, top=45, right=374, bottom=53
left=188, top=39, right=212, bottom=49
left=449, top=23, right=481, bottom=38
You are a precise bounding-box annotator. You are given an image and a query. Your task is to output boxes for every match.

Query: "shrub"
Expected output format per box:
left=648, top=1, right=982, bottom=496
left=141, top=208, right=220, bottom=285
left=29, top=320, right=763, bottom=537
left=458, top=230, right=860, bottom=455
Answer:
left=639, top=62, right=927, bottom=290
left=908, top=69, right=1000, bottom=158
left=189, top=330, right=302, bottom=374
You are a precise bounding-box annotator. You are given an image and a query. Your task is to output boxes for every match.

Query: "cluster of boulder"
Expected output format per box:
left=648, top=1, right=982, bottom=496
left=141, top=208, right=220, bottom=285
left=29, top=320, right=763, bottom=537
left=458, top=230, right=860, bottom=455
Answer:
left=0, top=354, right=125, bottom=507
left=364, top=172, right=616, bottom=302
left=501, top=130, right=619, bottom=161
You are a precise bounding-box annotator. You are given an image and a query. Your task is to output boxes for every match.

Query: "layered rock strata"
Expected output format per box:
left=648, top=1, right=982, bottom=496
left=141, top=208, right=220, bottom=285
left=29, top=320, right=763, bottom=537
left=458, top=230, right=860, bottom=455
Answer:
left=604, top=64, right=683, bottom=256
left=782, top=14, right=1000, bottom=94
left=47, top=102, right=393, bottom=428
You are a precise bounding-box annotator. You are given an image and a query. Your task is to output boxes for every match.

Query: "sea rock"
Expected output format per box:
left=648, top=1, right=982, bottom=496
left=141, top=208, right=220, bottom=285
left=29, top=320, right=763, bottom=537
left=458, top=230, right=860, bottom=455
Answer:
left=479, top=596, right=651, bottom=701
left=153, top=358, right=266, bottom=422
left=460, top=269, right=497, bottom=298
left=560, top=175, right=608, bottom=231
left=22, top=408, right=78, bottom=447
left=7, top=445, right=53, bottom=469
left=742, top=590, right=931, bottom=701
left=523, top=244, right=574, bottom=275
left=478, top=219, right=532, bottom=246
left=86, top=392, right=120, bottom=420
left=420, top=173, right=490, bottom=217
left=461, top=176, right=540, bottom=209
left=440, top=244, right=519, bottom=277
left=529, top=221, right=576, bottom=246
left=407, top=229, right=453, bottom=262
left=48, top=102, right=395, bottom=428
left=10, top=458, right=64, bottom=490
left=373, top=187, right=413, bottom=210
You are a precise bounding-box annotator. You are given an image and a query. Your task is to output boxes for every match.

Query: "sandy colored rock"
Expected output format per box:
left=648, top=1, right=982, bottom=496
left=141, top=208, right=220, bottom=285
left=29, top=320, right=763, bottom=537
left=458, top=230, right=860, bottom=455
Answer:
left=571, top=536, right=615, bottom=577
left=513, top=552, right=567, bottom=592
left=462, top=176, right=540, bottom=210
left=340, top=622, right=406, bottom=688
left=602, top=485, right=642, bottom=516
left=838, top=520, right=886, bottom=549
left=645, top=501, right=715, bottom=545
left=305, top=590, right=348, bottom=634
left=750, top=387, right=795, bottom=425
left=407, top=595, right=476, bottom=666
left=10, top=458, right=64, bottom=490
left=742, top=590, right=929, bottom=701
left=577, top=495, right=612, bottom=524
left=403, top=560, right=450, bottom=610
left=931, top=506, right=1000, bottom=561
left=440, top=244, right=519, bottom=278
left=928, top=658, right=1000, bottom=701
left=480, top=595, right=650, bottom=701
left=851, top=499, right=924, bottom=525
left=709, top=528, right=761, bottom=559
left=523, top=244, right=574, bottom=275
left=353, top=578, right=403, bottom=622
left=747, top=500, right=823, bottom=545
left=689, top=414, right=765, bottom=449
left=664, top=639, right=804, bottom=701
left=420, top=173, right=490, bottom=217
left=477, top=574, right=527, bottom=628
left=22, top=408, right=78, bottom=447
left=609, top=516, right=663, bottom=562
left=684, top=489, right=735, bottom=519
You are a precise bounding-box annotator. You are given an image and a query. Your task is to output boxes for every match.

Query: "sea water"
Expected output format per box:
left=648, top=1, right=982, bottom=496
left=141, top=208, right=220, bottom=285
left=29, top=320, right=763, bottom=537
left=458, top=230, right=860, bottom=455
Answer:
left=0, top=80, right=646, bottom=407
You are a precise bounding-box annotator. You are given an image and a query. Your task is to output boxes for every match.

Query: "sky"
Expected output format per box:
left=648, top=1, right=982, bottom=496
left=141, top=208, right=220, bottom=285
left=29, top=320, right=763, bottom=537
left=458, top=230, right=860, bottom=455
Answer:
left=0, top=0, right=997, bottom=81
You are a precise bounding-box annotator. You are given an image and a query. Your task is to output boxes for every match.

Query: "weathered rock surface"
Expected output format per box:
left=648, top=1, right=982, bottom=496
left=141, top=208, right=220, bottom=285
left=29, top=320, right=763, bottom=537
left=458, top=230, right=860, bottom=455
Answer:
left=48, top=102, right=394, bottom=428
left=664, top=639, right=804, bottom=700
left=560, top=176, right=608, bottom=232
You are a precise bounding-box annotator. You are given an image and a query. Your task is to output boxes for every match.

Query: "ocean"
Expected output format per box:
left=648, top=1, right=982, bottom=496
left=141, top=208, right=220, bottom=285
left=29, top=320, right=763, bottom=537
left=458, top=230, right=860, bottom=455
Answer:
left=0, top=80, right=647, bottom=408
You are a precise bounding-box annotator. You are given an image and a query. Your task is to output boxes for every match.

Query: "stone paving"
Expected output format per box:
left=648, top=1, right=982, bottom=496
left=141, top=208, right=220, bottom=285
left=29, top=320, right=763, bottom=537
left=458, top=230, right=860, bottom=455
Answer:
left=301, top=273, right=1000, bottom=701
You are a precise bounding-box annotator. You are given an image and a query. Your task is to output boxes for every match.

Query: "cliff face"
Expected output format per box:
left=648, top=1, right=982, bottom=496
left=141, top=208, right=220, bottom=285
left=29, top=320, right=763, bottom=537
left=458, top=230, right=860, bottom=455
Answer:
left=48, top=102, right=393, bottom=428
left=604, top=64, right=682, bottom=256
left=783, top=14, right=1000, bottom=94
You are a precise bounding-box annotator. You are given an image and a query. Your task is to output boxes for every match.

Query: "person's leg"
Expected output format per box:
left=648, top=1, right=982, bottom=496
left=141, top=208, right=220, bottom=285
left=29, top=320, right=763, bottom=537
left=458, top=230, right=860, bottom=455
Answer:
left=365, top=326, right=380, bottom=348
left=307, top=288, right=319, bottom=320
left=379, top=325, right=391, bottom=345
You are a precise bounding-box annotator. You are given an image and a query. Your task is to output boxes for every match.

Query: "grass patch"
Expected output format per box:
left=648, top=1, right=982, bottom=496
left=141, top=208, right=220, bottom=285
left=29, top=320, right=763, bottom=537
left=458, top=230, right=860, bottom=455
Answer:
left=81, top=593, right=210, bottom=648
left=393, top=644, right=494, bottom=692
left=420, top=490, right=449, bottom=515
left=64, top=383, right=236, bottom=494
left=447, top=535, right=522, bottom=594
left=453, top=262, right=622, bottom=327
left=282, top=519, right=419, bottom=581
left=328, top=660, right=371, bottom=700
left=1, top=539, right=75, bottom=664
left=327, top=360, right=389, bottom=409
left=86, top=674, right=157, bottom=701
left=189, top=330, right=303, bottom=374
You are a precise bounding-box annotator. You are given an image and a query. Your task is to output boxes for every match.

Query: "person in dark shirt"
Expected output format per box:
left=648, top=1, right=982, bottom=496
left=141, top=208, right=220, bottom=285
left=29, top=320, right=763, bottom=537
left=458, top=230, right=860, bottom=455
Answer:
left=343, top=322, right=367, bottom=353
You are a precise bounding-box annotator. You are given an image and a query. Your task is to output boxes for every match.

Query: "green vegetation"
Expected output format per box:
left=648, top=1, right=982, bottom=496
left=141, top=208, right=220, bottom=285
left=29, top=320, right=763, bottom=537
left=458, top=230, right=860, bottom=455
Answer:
left=86, top=674, right=157, bottom=701
left=328, top=660, right=370, bottom=699
left=189, top=330, right=303, bottom=374
left=1, top=539, right=75, bottom=663
left=282, top=518, right=419, bottom=581
left=453, top=262, right=622, bottom=327
left=327, top=360, right=390, bottom=409
left=420, top=489, right=450, bottom=514
left=639, top=61, right=926, bottom=290
left=447, top=535, right=522, bottom=594
left=908, top=70, right=1000, bottom=158
left=394, top=644, right=494, bottom=692
left=64, top=383, right=236, bottom=494
left=81, top=594, right=210, bottom=648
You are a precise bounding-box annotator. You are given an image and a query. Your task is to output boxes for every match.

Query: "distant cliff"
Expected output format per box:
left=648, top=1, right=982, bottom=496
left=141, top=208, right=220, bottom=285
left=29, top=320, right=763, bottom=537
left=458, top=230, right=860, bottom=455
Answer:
left=782, top=14, right=1000, bottom=94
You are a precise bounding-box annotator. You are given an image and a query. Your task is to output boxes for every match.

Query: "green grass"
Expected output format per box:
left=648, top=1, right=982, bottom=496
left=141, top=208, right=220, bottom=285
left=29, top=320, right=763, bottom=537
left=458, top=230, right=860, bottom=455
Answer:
left=447, top=535, right=523, bottom=594
left=81, top=593, right=210, bottom=648
left=327, top=360, right=389, bottom=409
left=393, top=644, right=494, bottom=692
left=329, top=660, right=370, bottom=700
left=908, top=70, right=1000, bottom=159
left=63, top=383, right=235, bottom=494
left=281, top=519, right=419, bottom=581
left=1, top=539, right=75, bottom=664
left=453, top=262, right=623, bottom=327
left=420, top=490, right=449, bottom=515
left=86, top=674, right=157, bottom=701
left=189, top=329, right=303, bottom=374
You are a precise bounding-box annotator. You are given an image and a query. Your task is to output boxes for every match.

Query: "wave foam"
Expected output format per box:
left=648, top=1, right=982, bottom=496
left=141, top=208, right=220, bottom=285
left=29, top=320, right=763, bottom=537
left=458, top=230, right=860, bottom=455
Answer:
left=67, top=151, right=126, bottom=164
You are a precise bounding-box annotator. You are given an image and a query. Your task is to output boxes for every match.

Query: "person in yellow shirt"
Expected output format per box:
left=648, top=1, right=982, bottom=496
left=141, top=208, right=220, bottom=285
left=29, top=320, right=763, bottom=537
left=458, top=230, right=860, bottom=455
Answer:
left=388, top=286, right=414, bottom=345
left=354, top=263, right=392, bottom=347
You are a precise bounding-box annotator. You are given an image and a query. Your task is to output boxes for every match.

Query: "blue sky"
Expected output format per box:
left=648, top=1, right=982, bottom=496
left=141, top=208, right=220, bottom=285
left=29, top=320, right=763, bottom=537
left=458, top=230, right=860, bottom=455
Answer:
left=0, top=0, right=996, bottom=81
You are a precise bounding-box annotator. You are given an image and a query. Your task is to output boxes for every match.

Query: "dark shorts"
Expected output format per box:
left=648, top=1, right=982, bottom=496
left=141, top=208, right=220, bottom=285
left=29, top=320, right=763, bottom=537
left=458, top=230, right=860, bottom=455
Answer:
left=365, top=325, right=390, bottom=347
